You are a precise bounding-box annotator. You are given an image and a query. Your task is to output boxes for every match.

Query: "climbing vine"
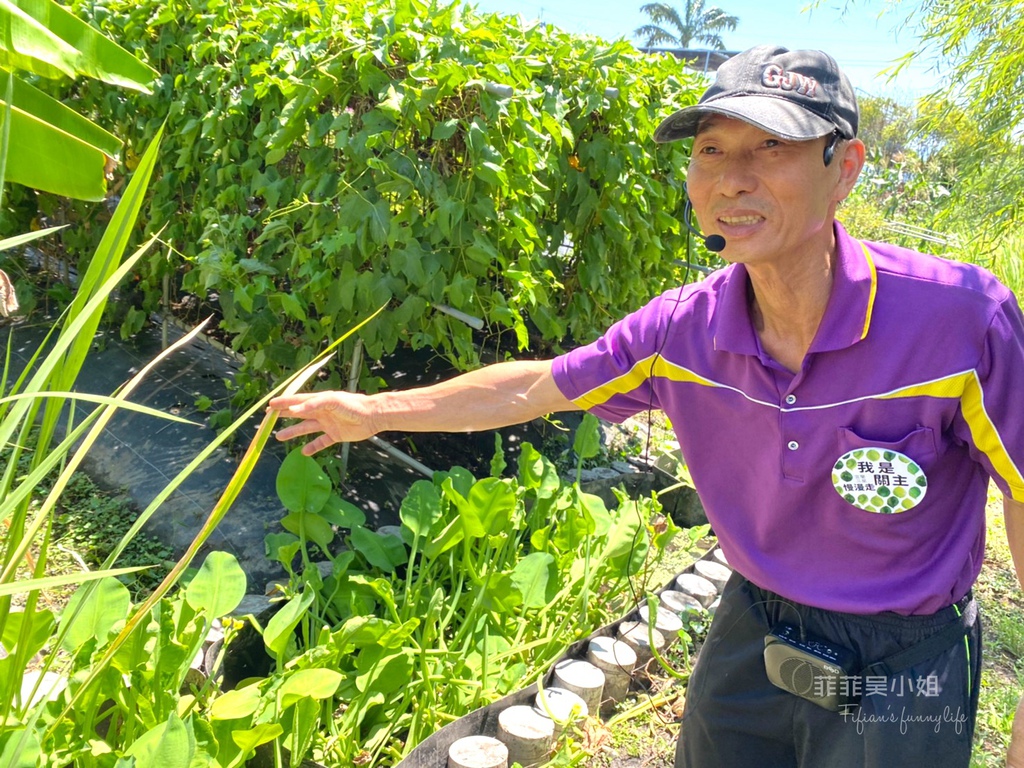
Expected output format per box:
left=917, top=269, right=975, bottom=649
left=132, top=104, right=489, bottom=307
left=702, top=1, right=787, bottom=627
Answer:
left=15, top=0, right=707, bottom=393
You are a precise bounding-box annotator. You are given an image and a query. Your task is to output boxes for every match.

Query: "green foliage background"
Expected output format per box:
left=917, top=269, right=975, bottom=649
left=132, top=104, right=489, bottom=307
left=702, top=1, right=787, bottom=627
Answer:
left=8, top=0, right=707, bottom=392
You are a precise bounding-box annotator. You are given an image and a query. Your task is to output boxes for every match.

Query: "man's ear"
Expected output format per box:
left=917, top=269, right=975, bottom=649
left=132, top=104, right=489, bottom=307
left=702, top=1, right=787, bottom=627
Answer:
left=834, top=138, right=866, bottom=202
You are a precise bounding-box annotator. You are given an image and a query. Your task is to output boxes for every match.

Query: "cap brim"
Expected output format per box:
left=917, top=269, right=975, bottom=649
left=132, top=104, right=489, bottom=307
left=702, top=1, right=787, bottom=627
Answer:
left=654, top=95, right=837, bottom=143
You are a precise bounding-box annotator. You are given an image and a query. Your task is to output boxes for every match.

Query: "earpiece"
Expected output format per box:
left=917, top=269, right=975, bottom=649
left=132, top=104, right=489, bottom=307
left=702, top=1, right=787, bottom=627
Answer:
left=823, top=131, right=842, bottom=167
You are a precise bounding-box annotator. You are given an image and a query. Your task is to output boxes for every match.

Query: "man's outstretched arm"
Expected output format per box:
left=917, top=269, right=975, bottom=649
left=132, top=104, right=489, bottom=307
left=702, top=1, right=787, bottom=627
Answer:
left=269, top=359, right=580, bottom=456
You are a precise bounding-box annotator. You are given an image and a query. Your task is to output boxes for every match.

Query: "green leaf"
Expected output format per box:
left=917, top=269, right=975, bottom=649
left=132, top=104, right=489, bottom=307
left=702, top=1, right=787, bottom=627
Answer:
left=355, top=648, right=413, bottom=694
left=474, top=160, right=507, bottom=188
left=350, top=525, right=406, bottom=572
left=278, top=669, right=342, bottom=709
left=59, top=576, right=131, bottom=653
left=464, top=477, right=516, bottom=537
left=209, top=685, right=262, bottom=721
left=518, top=442, right=560, bottom=499
left=280, top=510, right=334, bottom=551
left=398, top=480, right=442, bottom=540
left=1, top=608, right=54, bottom=660
left=573, top=413, right=602, bottom=460
left=431, top=118, right=458, bottom=140
left=231, top=723, right=283, bottom=754
left=319, top=495, right=366, bottom=528
left=0, top=4, right=79, bottom=79
left=0, top=565, right=146, bottom=598
left=265, top=532, right=300, bottom=566
left=0, top=95, right=107, bottom=199
left=4, top=0, right=157, bottom=90
left=511, top=552, right=558, bottom=608
left=276, top=448, right=331, bottom=514
left=285, top=696, right=319, bottom=765
left=125, top=712, right=193, bottom=768
left=185, top=551, right=247, bottom=617
left=263, top=589, right=315, bottom=658
left=0, top=223, right=65, bottom=251
left=0, top=728, right=41, bottom=768
left=9, top=76, right=120, bottom=157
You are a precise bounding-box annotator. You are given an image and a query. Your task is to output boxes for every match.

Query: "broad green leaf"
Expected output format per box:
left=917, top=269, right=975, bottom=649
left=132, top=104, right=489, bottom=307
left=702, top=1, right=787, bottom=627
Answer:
left=278, top=669, right=341, bottom=709
left=6, top=0, right=157, bottom=90
left=280, top=510, right=334, bottom=551
left=398, top=480, right=441, bottom=540
left=230, top=723, right=283, bottom=753
left=331, top=615, right=391, bottom=651
left=355, top=648, right=413, bottom=694
left=573, top=413, right=602, bottom=460
left=350, top=525, right=406, bottom=572
left=185, top=551, right=247, bottom=617
left=0, top=3, right=78, bottom=79
left=511, top=552, right=558, bottom=608
left=319, top=495, right=365, bottom=528
left=264, top=532, right=300, bottom=566
left=0, top=728, right=41, bottom=768
left=464, top=477, right=516, bottom=537
left=59, top=576, right=131, bottom=653
left=125, top=712, right=193, bottom=768
left=285, top=696, right=319, bottom=765
left=518, top=442, right=560, bottom=499
left=481, top=571, right=521, bottom=613
left=209, top=685, right=262, bottom=721
left=9, top=76, right=120, bottom=157
left=0, top=98, right=107, bottom=199
left=262, top=589, right=315, bottom=658
left=377, top=617, right=420, bottom=650
left=0, top=608, right=54, bottom=660
left=423, top=514, right=464, bottom=559
left=276, top=448, right=331, bottom=514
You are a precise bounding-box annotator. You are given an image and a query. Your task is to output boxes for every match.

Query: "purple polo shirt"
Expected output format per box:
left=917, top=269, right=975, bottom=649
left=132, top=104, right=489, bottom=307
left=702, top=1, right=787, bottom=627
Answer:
left=552, top=222, right=1024, bottom=615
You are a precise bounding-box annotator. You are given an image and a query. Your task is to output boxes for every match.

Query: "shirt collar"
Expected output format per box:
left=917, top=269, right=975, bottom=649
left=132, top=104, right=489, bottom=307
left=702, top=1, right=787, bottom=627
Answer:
left=710, top=221, right=878, bottom=356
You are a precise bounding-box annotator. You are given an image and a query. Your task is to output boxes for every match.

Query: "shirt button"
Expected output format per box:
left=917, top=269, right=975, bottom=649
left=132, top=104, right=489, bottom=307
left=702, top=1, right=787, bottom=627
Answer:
left=787, top=441, right=800, bottom=451
left=785, top=395, right=797, bottom=405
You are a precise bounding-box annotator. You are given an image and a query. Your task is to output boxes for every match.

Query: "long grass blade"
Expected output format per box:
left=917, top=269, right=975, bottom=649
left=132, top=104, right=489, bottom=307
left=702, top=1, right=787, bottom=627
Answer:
left=0, top=225, right=67, bottom=252
left=0, top=391, right=200, bottom=424
left=0, top=319, right=211, bottom=584
left=47, top=307, right=384, bottom=734
left=0, top=566, right=147, bottom=597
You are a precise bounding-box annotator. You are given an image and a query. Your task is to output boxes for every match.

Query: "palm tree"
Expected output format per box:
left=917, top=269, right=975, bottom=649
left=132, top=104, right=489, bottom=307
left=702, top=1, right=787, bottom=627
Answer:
left=634, top=1, right=739, bottom=51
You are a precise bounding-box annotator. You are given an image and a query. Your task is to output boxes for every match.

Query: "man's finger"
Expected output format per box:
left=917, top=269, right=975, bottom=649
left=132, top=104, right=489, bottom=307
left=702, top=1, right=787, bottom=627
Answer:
left=303, top=434, right=336, bottom=456
left=275, top=420, right=323, bottom=441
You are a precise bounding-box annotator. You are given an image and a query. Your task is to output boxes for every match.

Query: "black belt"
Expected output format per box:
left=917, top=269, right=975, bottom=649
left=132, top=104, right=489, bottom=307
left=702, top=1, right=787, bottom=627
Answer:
left=859, top=595, right=976, bottom=679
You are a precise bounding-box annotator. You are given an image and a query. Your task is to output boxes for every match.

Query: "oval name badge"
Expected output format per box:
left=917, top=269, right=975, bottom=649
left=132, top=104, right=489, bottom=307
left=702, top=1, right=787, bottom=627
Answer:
left=831, top=448, right=927, bottom=513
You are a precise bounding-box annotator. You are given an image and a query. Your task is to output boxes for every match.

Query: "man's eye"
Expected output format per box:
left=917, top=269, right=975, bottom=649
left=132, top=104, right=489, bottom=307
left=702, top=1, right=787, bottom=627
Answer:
left=764, top=139, right=781, bottom=148
left=699, top=145, right=719, bottom=154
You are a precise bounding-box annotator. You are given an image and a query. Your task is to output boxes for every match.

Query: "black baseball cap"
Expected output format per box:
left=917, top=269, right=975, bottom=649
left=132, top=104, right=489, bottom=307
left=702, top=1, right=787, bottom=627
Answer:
left=654, top=45, right=859, bottom=143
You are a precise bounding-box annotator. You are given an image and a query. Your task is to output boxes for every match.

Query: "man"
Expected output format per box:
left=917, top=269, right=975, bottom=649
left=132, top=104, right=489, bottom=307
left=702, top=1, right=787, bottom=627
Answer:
left=270, top=45, right=1024, bottom=767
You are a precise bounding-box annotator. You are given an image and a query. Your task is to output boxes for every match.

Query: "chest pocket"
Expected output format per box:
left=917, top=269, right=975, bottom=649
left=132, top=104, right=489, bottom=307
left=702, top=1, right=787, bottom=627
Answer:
left=833, top=426, right=937, bottom=513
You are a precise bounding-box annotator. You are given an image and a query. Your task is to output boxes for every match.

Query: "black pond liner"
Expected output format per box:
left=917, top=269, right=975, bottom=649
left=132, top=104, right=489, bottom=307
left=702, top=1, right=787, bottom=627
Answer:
left=395, top=547, right=722, bottom=768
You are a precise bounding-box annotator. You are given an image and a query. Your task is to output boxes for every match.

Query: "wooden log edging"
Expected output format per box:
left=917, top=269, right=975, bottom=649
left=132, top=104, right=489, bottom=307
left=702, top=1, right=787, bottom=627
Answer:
left=397, top=544, right=734, bottom=768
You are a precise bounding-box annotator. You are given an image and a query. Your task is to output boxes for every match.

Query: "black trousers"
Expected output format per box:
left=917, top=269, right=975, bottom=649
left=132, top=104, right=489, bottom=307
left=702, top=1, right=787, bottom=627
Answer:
left=676, top=572, right=982, bottom=768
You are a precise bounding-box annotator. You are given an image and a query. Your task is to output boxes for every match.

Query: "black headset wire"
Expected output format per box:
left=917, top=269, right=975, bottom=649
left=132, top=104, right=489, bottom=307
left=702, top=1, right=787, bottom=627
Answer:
left=611, top=194, right=697, bottom=723
left=610, top=132, right=842, bottom=718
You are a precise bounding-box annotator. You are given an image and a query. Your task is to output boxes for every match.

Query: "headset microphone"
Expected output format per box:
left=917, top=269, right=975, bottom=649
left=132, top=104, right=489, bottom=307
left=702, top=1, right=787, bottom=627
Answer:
left=682, top=197, right=727, bottom=253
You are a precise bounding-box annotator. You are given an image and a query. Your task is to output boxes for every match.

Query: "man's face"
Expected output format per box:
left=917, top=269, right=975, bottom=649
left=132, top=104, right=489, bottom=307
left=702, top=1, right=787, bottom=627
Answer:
left=686, top=115, right=860, bottom=268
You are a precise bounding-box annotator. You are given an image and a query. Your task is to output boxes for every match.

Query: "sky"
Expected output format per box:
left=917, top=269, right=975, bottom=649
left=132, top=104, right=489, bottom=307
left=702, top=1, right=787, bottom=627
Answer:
left=463, top=0, right=943, bottom=100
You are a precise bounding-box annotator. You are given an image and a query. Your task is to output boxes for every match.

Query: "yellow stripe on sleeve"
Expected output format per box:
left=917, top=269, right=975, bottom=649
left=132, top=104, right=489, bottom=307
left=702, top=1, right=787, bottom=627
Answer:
left=960, top=371, right=1024, bottom=501
left=572, top=355, right=722, bottom=410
